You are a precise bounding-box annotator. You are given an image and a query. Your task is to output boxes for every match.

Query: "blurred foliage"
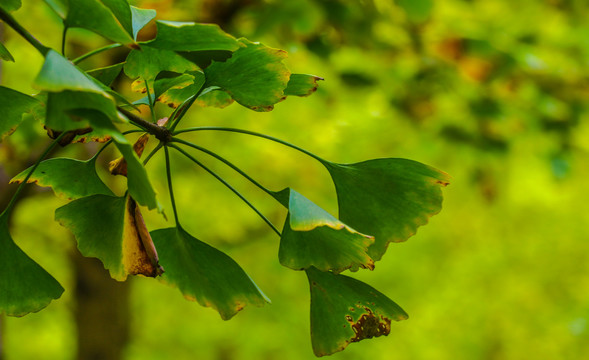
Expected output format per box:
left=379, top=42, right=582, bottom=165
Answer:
left=1, top=0, right=589, bottom=359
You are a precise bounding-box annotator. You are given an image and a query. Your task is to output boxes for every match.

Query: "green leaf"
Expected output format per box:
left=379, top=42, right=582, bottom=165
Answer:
left=194, top=89, right=234, bottom=108
left=113, top=139, right=161, bottom=211
left=272, top=188, right=374, bottom=273
left=55, top=195, right=163, bottom=280
left=147, top=21, right=239, bottom=52
left=33, top=50, right=105, bottom=94
left=0, top=86, right=40, bottom=141
left=0, top=214, right=64, bottom=317
left=284, top=74, right=323, bottom=97
left=130, top=6, right=156, bottom=41
left=87, top=63, right=125, bottom=86
left=151, top=227, right=270, bottom=320
left=10, top=157, right=114, bottom=199
left=45, top=90, right=124, bottom=131
left=324, top=159, right=450, bottom=261
left=155, top=71, right=206, bottom=108
left=306, top=267, right=408, bottom=356
left=204, top=39, right=290, bottom=111
left=0, top=42, right=14, bottom=62
left=65, top=0, right=135, bottom=46
left=66, top=108, right=129, bottom=143
left=0, top=0, right=21, bottom=12
left=396, top=0, right=433, bottom=23
left=152, top=71, right=195, bottom=100
left=124, top=45, right=199, bottom=89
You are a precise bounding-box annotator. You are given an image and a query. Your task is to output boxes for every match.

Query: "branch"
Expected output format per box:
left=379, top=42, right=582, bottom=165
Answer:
left=118, top=107, right=172, bottom=143
left=0, top=7, right=50, bottom=56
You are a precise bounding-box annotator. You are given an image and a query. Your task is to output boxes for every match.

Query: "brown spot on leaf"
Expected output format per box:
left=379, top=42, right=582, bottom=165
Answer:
left=124, top=196, right=164, bottom=277
left=109, top=134, right=150, bottom=177
left=345, top=308, right=391, bottom=343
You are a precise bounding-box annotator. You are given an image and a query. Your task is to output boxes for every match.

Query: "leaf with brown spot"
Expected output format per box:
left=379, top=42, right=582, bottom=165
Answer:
left=55, top=194, right=164, bottom=281
left=109, top=133, right=150, bottom=177
left=306, top=267, right=408, bottom=356
left=0, top=86, right=41, bottom=142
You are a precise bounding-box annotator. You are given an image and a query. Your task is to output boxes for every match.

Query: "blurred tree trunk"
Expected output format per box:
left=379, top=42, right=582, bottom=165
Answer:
left=71, top=251, right=131, bottom=360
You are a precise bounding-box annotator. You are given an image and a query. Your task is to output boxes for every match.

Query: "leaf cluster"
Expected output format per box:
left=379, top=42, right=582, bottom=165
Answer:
left=0, top=0, right=449, bottom=356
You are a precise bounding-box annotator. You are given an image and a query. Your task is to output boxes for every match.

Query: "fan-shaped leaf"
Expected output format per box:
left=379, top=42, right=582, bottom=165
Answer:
left=0, top=86, right=40, bottom=141
left=113, top=138, right=161, bottom=211
left=33, top=50, right=105, bottom=94
left=150, top=227, right=270, bottom=320
left=306, top=267, right=408, bottom=356
left=10, top=157, right=113, bottom=199
left=284, top=74, right=323, bottom=97
left=55, top=195, right=163, bottom=281
left=155, top=71, right=206, bottom=108
left=272, top=188, right=374, bottom=273
left=324, top=158, right=450, bottom=261
left=204, top=39, right=290, bottom=111
left=124, top=45, right=199, bottom=91
left=147, top=21, right=239, bottom=52
left=65, top=0, right=135, bottom=46
left=0, top=214, right=64, bottom=317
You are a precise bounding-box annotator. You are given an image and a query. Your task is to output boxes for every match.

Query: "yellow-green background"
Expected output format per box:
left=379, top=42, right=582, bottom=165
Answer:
left=1, top=0, right=588, bottom=359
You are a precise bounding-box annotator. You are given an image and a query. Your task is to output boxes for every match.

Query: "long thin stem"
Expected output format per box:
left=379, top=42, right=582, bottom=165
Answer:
left=144, top=79, right=157, bottom=123
left=168, top=144, right=281, bottom=237
left=118, top=107, right=171, bottom=142
left=173, top=127, right=327, bottom=163
left=1, top=133, right=66, bottom=217
left=171, top=137, right=274, bottom=196
left=61, top=26, right=67, bottom=56
left=0, top=7, right=50, bottom=56
left=72, top=43, right=122, bottom=65
left=164, top=146, right=180, bottom=227
left=169, top=85, right=206, bottom=132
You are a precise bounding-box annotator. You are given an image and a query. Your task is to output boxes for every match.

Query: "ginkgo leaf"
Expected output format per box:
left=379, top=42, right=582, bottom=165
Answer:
left=272, top=188, right=374, bottom=273
left=130, top=6, right=156, bottom=41
left=153, top=72, right=196, bottom=100
left=45, top=90, right=123, bottom=131
left=194, top=89, right=234, bottom=108
left=0, top=42, right=14, bottom=62
left=204, top=39, right=290, bottom=111
left=33, top=50, right=105, bottom=94
left=306, top=267, right=408, bottom=356
left=0, top=0, right=21, bottom=12
left=150, top=226, right=270, bottom=320
left=113, top=138, right=161, bottom=211
left=284, top=74, right=324, bottom=97
left=323, top=158, right=450, bottom=261
left=0, top=86, right=40, bottom=141
left=10, top=157, right=114, bottom=200
left=87, top=63, right=125, bottom=86
left=155, top=71, right=206, bottom=108
left=0, top=214, right=64, bottom=317
left=109, top=133, right=149, bottom=176
left=55, top=194, right=163, bottom=281
left=65, top=0, right=135, bottom=46
left=147, top=20, right=239, bottom=52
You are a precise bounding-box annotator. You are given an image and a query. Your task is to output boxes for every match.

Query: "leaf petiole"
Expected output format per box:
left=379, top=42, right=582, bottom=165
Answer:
left=173, top=127, right=327, bottom=164
left=72, top=43, right=123, bottom=65
left=168, top=144, right=281, bottom=237
left=164, top=146, right=181, bottom=227
left=170, top=137, right=274, bottom=196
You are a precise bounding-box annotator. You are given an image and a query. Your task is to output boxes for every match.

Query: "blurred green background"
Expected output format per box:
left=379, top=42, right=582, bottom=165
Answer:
left=1, top=0, right=589, bottom=359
